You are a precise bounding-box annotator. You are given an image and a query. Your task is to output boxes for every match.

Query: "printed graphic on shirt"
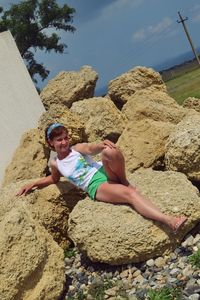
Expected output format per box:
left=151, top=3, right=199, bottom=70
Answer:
left=68, top=156, right=92, bottom=187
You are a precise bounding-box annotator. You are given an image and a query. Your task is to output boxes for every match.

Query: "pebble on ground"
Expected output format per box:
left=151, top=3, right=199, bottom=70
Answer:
left=64, top=225, right=200, bottom=300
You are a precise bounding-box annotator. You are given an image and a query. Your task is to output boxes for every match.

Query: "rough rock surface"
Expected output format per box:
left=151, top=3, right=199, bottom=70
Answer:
left=117, top=118, right=174, bottom=173
left=40, top=66, right=98, bottom=110
left=38, top=104, right=87, bottom=146
left=0, top=182, right=65, bottom=300
left=68, top=168, right=200, bottom=265
left=108, top=67, right=167, bottom=109
left=182, top=97, right=200, bottom=113
left=2, top=128, right=49, bottom=187
left=122, top=89, right=188, bottom=124
left=11, top=179, right=85, bottom=248
left=70, top=97, right=127, bottom=142
left=165, top=113, right=200, bottom=180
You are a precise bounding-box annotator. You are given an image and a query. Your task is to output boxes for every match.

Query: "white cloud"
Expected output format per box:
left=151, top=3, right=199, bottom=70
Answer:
left=193, top=14, right=200, bottom=23
left=101, top=0, right=144, bottom=18
left=190, top=4, right=200, bottom=23
left=132, top=29, right=145, bottom=41
left=189, top=4, right=200, bottom=13
left=166, top=28, right=179, bottom=38
left=132, top=17, right=174, bottom=42
left=148, top=17, right=173, bottom=34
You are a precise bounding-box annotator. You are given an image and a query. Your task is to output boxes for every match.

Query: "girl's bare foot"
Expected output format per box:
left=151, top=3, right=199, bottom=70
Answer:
left=168, top=216, right=187, bottom=233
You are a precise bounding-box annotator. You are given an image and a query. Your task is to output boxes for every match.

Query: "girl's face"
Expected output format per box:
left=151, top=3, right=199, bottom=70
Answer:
left=49, top=130, right=70, bottom=155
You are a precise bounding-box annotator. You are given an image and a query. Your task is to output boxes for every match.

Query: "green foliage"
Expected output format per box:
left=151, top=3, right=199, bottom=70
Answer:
left=0, top=0, right=75, bottom=83
left=165, top=67, right=200, bottom=104
left=88, top=279, right=113, bottom=300
left=147, top=287, right=182, bottom=300
left=188, top=249, right=200, bottom=268
left=66, top=290, right=85, bottom=300
left=66, top=291, right=86, bottom=300
left=76, top=290, right=86, bottom=300
left=64, top=247, right=76, bottom=258
left=65, top=280, right=114, bottom=300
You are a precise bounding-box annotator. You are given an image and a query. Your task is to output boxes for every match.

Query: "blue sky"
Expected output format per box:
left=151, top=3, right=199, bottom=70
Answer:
left=1, top=0, right=200, bottom=93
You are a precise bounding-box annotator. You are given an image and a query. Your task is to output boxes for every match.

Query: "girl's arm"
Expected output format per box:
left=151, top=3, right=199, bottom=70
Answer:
left=73, top=140, right=117, bottom=156
left=16, top=160, right=61, bottom=196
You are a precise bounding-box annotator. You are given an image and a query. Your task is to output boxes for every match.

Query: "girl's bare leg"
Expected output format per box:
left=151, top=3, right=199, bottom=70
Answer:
left=101, top=147, right=162, bottom=213
left=101, top=147, right=129, bottom=185
left=95, top=182, right=187, bottom=231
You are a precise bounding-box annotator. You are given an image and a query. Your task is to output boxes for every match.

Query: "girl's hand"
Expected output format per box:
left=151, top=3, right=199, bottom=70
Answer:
left=16, top=183, right=35, bottom=196
left=100, top=140, right=117, bottom=150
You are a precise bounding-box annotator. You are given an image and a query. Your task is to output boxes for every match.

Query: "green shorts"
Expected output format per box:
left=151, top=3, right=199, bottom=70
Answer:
left=87, top=166, right=108, bottom=200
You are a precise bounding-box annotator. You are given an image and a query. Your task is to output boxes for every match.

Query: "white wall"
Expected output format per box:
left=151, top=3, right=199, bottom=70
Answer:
left=0, top=31, right=45, bottom=185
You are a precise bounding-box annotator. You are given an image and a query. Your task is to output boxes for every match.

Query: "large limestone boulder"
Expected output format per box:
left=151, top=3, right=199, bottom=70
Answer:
left=38, top=104, right=87, bottom=146
left=70, top=97, right=127, bottom=142
left=2, top=128, right=49, bottom=187
left=11, top=179, right=85, bottom=248
left=68, top=168, right=200, bottom=265
left=122, top=89, right=187, bottom=124
left=108, top=67, right=166, bottom=109
left=182, top=97, right=200, bottom=113
left=0, top=183, right=65, bottom=299
left=165, top=113, right=200, bottom=181
left=117, top=119, right=174, bottom=173
left=40, top=66, right=98, bottom=110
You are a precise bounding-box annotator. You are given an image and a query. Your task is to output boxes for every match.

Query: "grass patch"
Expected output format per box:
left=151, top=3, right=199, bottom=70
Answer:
left=188, top=249, right=200, bottom=268
left=87, top=279, right=114, bottom=300
left=64, top=247, right=76, bottom=258
left=66, top=291, right=85, bottom=300
left=165, top=67, right=200, bottom=104
left=146, top=286, right=182, bottom=300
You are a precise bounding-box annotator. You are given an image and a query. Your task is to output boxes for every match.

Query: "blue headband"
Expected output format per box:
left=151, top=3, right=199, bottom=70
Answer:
left=47, top=123, right=63, bottom=139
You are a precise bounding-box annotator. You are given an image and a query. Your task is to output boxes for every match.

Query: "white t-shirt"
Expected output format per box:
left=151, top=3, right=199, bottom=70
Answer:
left=56, top=148, right=102, bottom=191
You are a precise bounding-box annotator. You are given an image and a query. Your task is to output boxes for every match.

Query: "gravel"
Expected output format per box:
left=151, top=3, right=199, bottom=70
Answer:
left=64, top=225, right=200, bottom=300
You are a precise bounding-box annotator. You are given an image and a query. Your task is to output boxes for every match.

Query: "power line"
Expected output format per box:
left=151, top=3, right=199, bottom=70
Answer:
left=107, top=10, right=183, bottom=74
left=100, top=6, right=200, bottom=80
left=177, top=11, right=200, bottom=66
left=109, top=6, right=200, bottom=73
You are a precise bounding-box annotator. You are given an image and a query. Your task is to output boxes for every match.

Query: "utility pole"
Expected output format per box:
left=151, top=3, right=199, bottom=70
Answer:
left=177, top=11, right=200, bottom=66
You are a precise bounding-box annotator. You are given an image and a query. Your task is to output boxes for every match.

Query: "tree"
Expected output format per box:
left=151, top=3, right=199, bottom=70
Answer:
left=0, top=0, right=75, bottom=83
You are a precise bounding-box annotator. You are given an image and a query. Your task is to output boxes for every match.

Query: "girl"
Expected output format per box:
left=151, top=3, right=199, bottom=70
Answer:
left=17, top=123, right=187, bottom=231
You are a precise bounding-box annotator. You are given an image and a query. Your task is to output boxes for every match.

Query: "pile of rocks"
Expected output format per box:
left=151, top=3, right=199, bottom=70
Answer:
left=1, top=65, right=200, bottom=299
left=64, top=228, right=200, bottom=299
